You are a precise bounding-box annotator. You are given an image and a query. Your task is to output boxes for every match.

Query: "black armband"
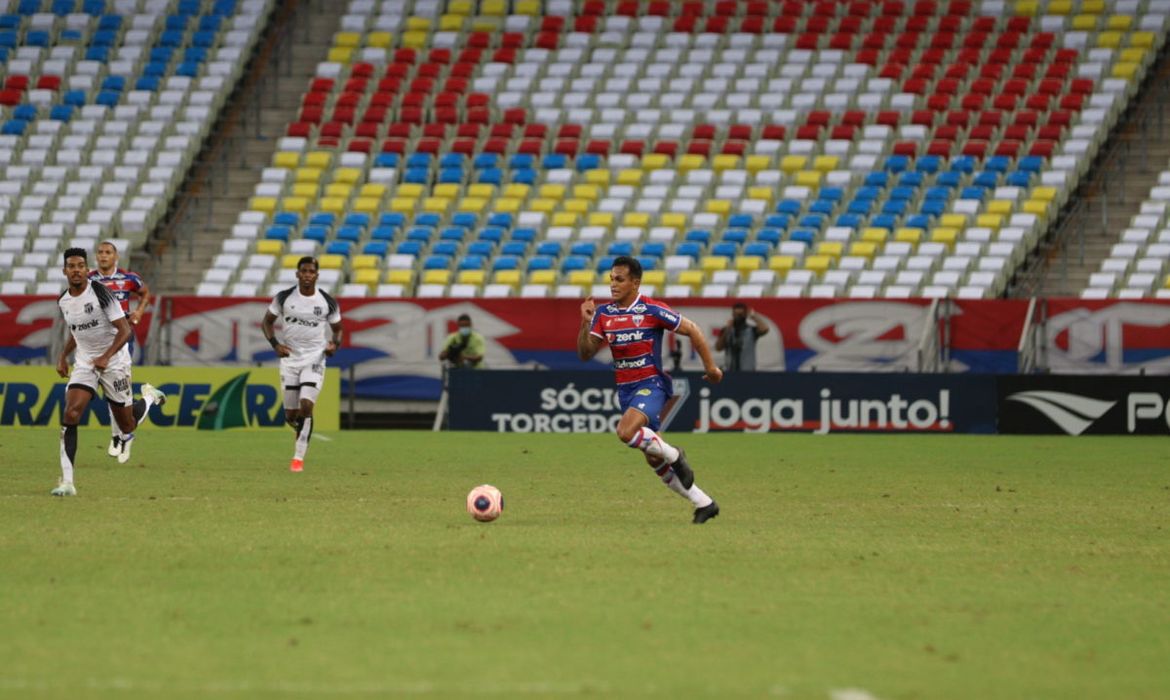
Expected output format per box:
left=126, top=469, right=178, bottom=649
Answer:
left=268, top=336, right=279, bottom=349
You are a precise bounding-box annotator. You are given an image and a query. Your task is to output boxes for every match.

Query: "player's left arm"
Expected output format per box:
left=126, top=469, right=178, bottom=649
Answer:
left=95, top=317, right=133, bottom=371
left=577, top=296, right=604, bottom=360
left=676, top=317, right=723, bottom=384
left=129, top=275, right=151, bottom=326
left=750, top=307, right=770, bottom=337
left=325, top=320, right=343, bottom=356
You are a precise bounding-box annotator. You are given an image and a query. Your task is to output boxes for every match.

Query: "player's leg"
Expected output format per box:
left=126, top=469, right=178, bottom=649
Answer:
left=99, top=367, right=162, bottom=464
left=106, top=403, right=121, bottom=457
left=615, top=381, right=718, bottom=523
left=290, top=368, right=322, bottom=471
left=55, top=371, right=98, bottom=495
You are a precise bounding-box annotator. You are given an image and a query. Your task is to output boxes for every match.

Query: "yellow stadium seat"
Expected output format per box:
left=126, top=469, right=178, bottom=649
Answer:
left=433, top=183, right=460, bottom=199
left=939, top=213, right=967, bottom=229
left=584, top=169, right=610, bottom=185
left=1107, top=14, right=1133, bottom=30
left=677, top=154, right=705, bottom=172
left=1047, top=0, right=1071, bottom=14
left=705, top=199, right=732, bottom=215
left=768, top=255, right=796, bottom=273
left=249, top=196, right=277, bottom=214
left=976, top=213, right=1004, bottom=229
left=503, top=183, right=530, bottom=199
left=447, top=0, right=472, bottom=14
left=812, top=155, right=839, bottom=172
left=351, top=254, right=379, bottom=270
left=282, top=254, right=302, bottom=269
left=272, top=152, right=299, bottom=168
left=324, top=183, right=352, bottom=199
left=568, top=270, right=594, bottom=286
left=439, top=14, right=465, bottom=31
left=1130, top=32, right=1156, bottom=48
left=319, top=254, right=344, bottom=270
left=514, top=0, right=541, bottom=14
left=290, top=183, right=318, bottom=199
left=401, top=31, right=427, bottom=49
left=493, top=198, right=520, bottom=213
left=1013, top=0, right=1038, bottom=16
left=623, top=212, right=651, bottom=228
left=1112, top=62, right=1139, bottom=80
left=861, top=227, right=888, bottom=243
left=588, top=212, right=615, bottom=228
left=642, top=269, right=667, bottom=286
left=389, top=197, right=416, bottom=213
left=700, top=255, right=729, bottom=272
left=458, top=197, right=488, bottom=213
left=295, top=167, right=322, bottom=183
left=1097, top=31, right=1122, bottom=48
left=493, top=269, right=521, bottom=286
left=676, top=269, right=705, bottom=288
left=642, top=153, right=669, bottom=170
left=1021, top=200, right=1049, bottom=217
left=712, top=154, right=740, bottom=171
left=320, top=197, right=347, bottom=214
left=353, top=268, right=380, bottom=286
left=816, top=241, right=843, bottom=258
left=551, top=212, right=579, bottom=227
left=457, top=269, right=486, bottom=286
left=529, top=269, right=557, bottom=285
left=562, top=200, right=588, bottom=216
left=386, top=269, right=415, bottom=285
left=359, top=183, right=387, bottom=199
left=1164, top=274, right=1170, bottom=289
left=986, top=200, right=1013, bottom=216
left=1120, top=48, right=1148, bottom=64
left=1070, top=13, right=1098, bottom=29
left=780, top=155, right=807, bottom=173
left=423, top=197, right=450, bottom=213
left=849, top=241, right=876, bottom=258
left=353, top=197, right=381, bottom=214
left=895, top=227, right=923, bottom=244
left=334, top=32, right=360, bottom=47
left=304, top=151, right=332, bottom=168
left=572, top=184, right=600, bottom=201
left=405, top=17, right=431, bottom=31
left=930, top=228, right=958, bottom=248
left=280, top=197, right=308, bottom=214
left=539, top=183, right=566, bottom=199
left=367, top=32, right=392, bottom=48
left=803, top=255, right=832, bottom=274
left=423, top=269, right=451, bottom=285
left=617, top=169, right=644, bottom=185
left=327, top=47, right=353, bottom=63
left=397, top=183, right=424, bottom=198
left=795, top=170, right=822, bottom=187
left=480, top=0, right=507, bottom=15
left=659, top=213, right=687, bottom=230
left=255, top=239, right=283, bottom=255
left=529, top=198, right=557, bottom=213
left=1082, top=0, right=1105, bottom=12
left=747, top=186, right=774, bottom=202
left=745, top=155, right=772, bottom=173
left=467, top=184, right=495, bottom=199
left=735, top=256, right=762, bottom=272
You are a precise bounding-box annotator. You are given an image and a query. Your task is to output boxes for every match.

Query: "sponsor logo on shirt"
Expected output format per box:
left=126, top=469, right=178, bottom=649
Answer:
left=610, top=330, right=645, bottom=343
left=614, top=356, right=649, bottom=370
left=71, top=318, right=101, bottom=332
left=284, top=316, right=321, bottom=328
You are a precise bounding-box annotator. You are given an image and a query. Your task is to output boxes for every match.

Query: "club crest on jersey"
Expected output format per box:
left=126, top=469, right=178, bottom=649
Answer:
left=314, top=306, right=323, bottom=317
left=631, top=314, right=644, bottom=326
left=84, top=302, right=94, bottom=314
left=631, top=304, right=647, bottom=313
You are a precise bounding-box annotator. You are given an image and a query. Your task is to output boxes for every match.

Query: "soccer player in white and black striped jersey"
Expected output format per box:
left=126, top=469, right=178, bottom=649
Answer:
left=53, top=248, right=166, bottom=496
left=261, top=256, right=343, bottom=472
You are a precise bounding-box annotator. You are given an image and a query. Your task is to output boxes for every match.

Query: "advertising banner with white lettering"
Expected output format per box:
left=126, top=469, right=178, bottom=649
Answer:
left=0, top=294, right=153, bottom=365
left=1043, top=300, right=1170, bottom=375
left=449, top=370, right=999, bottom=434
left=998, top=375, right=1170, bottom=435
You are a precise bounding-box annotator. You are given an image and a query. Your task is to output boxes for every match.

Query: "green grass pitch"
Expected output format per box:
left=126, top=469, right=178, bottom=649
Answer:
left=1, top=429, right=1168, bottom=699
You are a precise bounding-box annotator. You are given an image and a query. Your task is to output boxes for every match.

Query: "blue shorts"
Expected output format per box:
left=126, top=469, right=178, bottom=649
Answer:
left=617, top=375, right=672, bottom=431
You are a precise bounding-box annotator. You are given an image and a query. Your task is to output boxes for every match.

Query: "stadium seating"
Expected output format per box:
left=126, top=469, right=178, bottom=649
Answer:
left=0, top=0, right=272, bottom=294
left=1083, top=162, right=1170, bottom=298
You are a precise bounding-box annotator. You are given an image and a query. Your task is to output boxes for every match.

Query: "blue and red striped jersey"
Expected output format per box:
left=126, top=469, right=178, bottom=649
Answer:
left=88, top=268, right=144, bottom=315
left=589, top=295, right=682, bottom=385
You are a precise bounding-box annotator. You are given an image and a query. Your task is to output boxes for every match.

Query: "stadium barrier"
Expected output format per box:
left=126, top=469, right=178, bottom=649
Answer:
left=3, top=296, right=1168, bottom=401
left=0, top=367, right=340, bottom=430
left=998, top=375, right=1170, bottom=436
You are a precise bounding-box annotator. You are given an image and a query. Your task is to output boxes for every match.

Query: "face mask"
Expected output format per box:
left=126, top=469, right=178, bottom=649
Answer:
left=459, top=327, right=471, bottom=337
left=733, top=317, right=747, bottom=330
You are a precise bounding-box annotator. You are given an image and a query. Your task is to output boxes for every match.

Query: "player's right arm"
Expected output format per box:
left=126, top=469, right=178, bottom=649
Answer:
left=577, top=296, right=603, bottom=360
left=262, top=311, right=290, bottom=358
left=57, top=333, right=76, bottom=378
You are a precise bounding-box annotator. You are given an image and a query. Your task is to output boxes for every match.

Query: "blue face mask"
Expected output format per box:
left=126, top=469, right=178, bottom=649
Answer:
left=459, top=327, right=471, bottom=337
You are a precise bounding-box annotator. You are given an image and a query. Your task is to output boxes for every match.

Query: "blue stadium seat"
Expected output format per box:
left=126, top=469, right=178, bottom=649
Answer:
left=639, top=241, right=665, bottom=258
left=864, top=172, right=889, bottom=187
left=373, top=153, right=399, bottom=168
left=476, top=168, right=501, bottom=185
left=49, top=105, right=74, bottom=122
left=536, top=241, right=561, bottom=257
left=458, top=255, right=485, bottom=271
left=83, top=0, right=105, bottom=14
left=160, top=29, right=185, bottom=47
left=889, top=186, right=915, bottom=202
left=904, top=214, right=932, bottom=229
left=799, top=214, right=825, bottom=229
left=884, top=155, right=910, bottom=173
left=439, top=227, right=465, bottom=241
left=415, top=213, right=441, bottom=228
left=53, top=0, right=77, bottom=14
left=675, top=241, right=703, bottom=259
left=431, top=241, right=459, bottom=258
left=198, top=15, right=222, bottom=32
left=302, top=226, right=329, bottom=243
left=175, top=62, right=200, bottom=78
left=135, top=76, right=160, bottom=91
left=26, top=30, right=50, bottom=47
left=951, top=156, right=977, bottom=173
left=509, top=154, right=534, bottom=170
left=684, top=229, right=711, bottom=244
left=396, top=240, right=423, bottom=257
left=570, top=241, right=596, bottom=257
left=325, top=241, right=352, bottom=257
left=541, top=154, right=567, bottom=169
left=466, top=241, right=494, bottom=257
left=97, top=14, right=121, bottom=29
left=727, top=213, right=754, bottom=228
left=143, top=62, right=169, bottom=78
left=594, top=255, right=615, bottom=272
left=493, top=256, right=521, bottom=271
left=722, top=228, right=748, bottom=244
left=370, top=226, right=396, bottom=242
left=898, top=172, right=924, bottom=188
left=920, top=201, right=946, bottom=217
left=404, top=168, right=429, bottom=184
left=363, top=241, right=389, bottom=257
left=834, top=215, right=862, bottom=229
left=165, top=15, right=189, bottom=30
left=808, top=200, right=834, bottom=216
left=562, top=255, right=590, bottom=272
left=336, top=226, right=362, bottom=242
left=526, top=255, right=554, bottom=271
left=13, top=104, right=37, bottom=120
left=711, top=242, right=738, bottom=258
left=309, top=212, right=336, bottom=228
left=423, top=255, right=451, bottom=270
left=477, top=226, right=504, bottom=243
left=871, top=214, right=898, bottom=230
left=378, top=212, right=405, bottom=228
left=764, top=214, right=789, bottom=229
left=500, top=241, right=527, bottom=257
left=512, top=168, right=536, bottom=185
left=343, top=213, right=369, bottom=229
left=576, top=154, right=601, bottom=171
left=406, top=153, right=432, bottom=169
left=743, top=242, right=771, bottom=258
left=471, top=153, right=496, bottom=169
left=510, top=228, right=536, bottom=242
left=265, top=225, right=291, bottom=241
left=916, top=155, right=942, bottom=174
left=438, top=168, right=463, bottom=184
left=755, top=228, right=782, bottom=245
left=406, top=227, right=433, bottom=242
left=450, top=212, right=476, bottom=229
left=1005, top=171, right=1033, bottom=187
left=608, top=241, right=634, bottom=257
left=635, top=256, right=656, bottom=271
left=788, top=229, right=816, bottom=246
left=487, top=212, right=512, bottom=228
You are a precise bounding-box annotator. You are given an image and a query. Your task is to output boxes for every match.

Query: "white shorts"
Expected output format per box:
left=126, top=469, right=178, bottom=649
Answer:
left=281, top=360, right=325, bottom=409
left=69, top=363, right=133, bottom=407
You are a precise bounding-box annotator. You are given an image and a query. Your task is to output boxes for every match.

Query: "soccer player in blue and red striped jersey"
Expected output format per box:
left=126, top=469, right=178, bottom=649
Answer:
left=89, top=240, right=152, bottom=458
left=577, top=256, right=724, bottom=523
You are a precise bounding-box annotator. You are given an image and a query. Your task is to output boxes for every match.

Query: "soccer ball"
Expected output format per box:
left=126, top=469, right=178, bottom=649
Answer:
left=466, top=484, right=503, bottom=522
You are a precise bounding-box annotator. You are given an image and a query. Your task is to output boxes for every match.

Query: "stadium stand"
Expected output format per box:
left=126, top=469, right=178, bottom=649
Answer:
left=0, top=0, right=272, bottom=294
left=1083, top=159, right=1170, bottom=298
left=206, top=0, right=1169, bottom=300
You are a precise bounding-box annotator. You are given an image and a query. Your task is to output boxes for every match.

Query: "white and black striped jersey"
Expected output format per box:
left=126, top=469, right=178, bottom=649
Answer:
left=59, top=281, right=130, bottom=369
left=267, top=287, right=341, bottom=365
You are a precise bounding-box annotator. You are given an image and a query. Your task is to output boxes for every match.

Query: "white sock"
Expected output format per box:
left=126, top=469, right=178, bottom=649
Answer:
left=294, top=417, right=312, bottom=460
left=108, top=405, right=118, bottom=439
left=626, top=427, right=680, bottom=464
left=651, top=459, right=714, bottom=507
left=59, top=427, right=75, bottom=484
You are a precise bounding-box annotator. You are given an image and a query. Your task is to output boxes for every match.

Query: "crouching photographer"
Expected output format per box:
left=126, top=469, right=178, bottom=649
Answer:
left=439, top=313, right=486, bottom=369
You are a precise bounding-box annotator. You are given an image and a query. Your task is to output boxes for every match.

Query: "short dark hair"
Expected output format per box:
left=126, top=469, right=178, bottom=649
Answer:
left=63, top=248, right=87, bottom=264
left=732, top=302, right=748, bottom=311
left=296, top=256, right=319, bottom=271
left=457, top=313, right=472, bottom=323
left=611, top=255, right=642, bottom=280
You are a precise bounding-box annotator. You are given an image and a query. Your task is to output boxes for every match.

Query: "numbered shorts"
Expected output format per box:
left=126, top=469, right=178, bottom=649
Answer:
left=69, top=363, right=133, bottom=407
left=617, top=375, right=671, bottom=432
left=281, top=362, right=325, bottom=409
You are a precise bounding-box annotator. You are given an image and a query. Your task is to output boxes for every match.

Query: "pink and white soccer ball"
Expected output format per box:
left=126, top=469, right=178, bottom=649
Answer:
left=466, top=484, right=504, bottom=522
